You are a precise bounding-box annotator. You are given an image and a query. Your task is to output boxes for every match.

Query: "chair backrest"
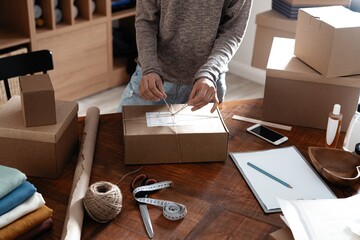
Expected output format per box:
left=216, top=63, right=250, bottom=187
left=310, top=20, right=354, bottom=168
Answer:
left=0, top=50, right=54, bottom=100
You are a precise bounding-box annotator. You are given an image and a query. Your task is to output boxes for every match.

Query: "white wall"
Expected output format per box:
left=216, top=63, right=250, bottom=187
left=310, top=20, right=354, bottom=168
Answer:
left=228, top=0, right=271, bottom=85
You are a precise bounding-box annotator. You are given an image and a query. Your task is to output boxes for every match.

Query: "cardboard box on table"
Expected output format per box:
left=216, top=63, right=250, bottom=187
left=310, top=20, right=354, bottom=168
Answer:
left=262, top=37, right=360, bottom=131
left=20, top=74, right=56, bottom=127
left=251, top=10, right=297, bottom=69
left=122, top=104, right=229, bottom=165
left=295, top=6, right=360, bottom=77
left=0, top=96, right=79, bottom=178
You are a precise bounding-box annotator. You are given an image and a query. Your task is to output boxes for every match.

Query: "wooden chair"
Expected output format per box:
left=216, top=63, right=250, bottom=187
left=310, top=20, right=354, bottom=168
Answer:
left=0, top=50, right=54, bottom=101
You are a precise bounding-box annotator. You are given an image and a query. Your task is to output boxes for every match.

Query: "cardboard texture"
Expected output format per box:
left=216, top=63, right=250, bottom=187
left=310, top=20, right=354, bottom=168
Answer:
left=0, top=96, right=79, bottom=178
left=263, top=37, right=360, bottom=131
left=268, top=227, right=294, bottom=240
left=295, top=6, right=360, bottom=77
left=252, top=10, right=296, bottom=69
left=20, top=74, right=56, bottom=127
left=123, top=104, right=229, bottom=165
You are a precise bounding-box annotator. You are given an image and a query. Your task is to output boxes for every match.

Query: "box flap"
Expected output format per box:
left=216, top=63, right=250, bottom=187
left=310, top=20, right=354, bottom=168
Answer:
left=256, top=10, right=297, bottom=31
left=266, top=37, right=360, bottom=87
left=0, top=96, right=78, bottom=143
left=123, top=104, right=227, bottom=136
left=300, top=6, right=360, bottom=28
left=19, top=74, right=54, bottom=93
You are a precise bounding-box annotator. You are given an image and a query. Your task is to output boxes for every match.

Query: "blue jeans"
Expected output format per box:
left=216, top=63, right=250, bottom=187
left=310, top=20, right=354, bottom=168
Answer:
left=118, top=65, right=226, bottom=112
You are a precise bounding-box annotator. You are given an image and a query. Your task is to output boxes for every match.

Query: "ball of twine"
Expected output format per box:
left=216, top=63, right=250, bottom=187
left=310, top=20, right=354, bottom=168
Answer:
left=83, top=181, right=122, bottom=223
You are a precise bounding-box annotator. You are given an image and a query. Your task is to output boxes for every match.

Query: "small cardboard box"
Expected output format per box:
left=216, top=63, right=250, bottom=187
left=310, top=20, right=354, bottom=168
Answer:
left=123, top=104, right=229, bottom=165
left=263, top=37, right=360, bottom=131
left=294, top=6, right=360, bottom=77
left=20, top=74, right=56, bottom=127
left=252, top=10, right=297, bottom=69
left=0, top=96, right=79, bottom=178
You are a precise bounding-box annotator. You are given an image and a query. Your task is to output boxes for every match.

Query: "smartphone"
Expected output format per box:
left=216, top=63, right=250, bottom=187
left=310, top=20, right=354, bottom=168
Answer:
left=247, top=124, right=288, bottom=145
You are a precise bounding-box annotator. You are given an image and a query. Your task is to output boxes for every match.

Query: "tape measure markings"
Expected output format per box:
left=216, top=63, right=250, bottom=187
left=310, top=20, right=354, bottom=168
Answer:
left=132, top=181, right=187, bottom=221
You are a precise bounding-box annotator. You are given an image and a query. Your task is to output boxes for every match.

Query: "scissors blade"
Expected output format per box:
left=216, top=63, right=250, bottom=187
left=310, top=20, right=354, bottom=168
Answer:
left=139, top=203, right=154, bottom=238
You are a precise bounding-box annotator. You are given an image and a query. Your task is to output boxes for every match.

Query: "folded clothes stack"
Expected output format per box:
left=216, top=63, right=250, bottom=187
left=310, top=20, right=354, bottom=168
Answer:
left=0, top=165, right=53, bottom=240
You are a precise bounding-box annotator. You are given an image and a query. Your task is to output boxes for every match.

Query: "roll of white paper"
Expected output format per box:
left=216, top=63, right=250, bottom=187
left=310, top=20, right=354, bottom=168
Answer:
left=60, top=107, right=100, bottom=240
left=55, top=8, right=63, bottom=23
left=34, top=4, right=42, bottom=19
left=72, top=5, right=78, bottom=19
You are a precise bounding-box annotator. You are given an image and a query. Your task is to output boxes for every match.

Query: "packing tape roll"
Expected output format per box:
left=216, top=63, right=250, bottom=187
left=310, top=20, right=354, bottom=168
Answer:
left=60, top=107, right=100, bottom=240
left=133, top=181, right=187, bottom=221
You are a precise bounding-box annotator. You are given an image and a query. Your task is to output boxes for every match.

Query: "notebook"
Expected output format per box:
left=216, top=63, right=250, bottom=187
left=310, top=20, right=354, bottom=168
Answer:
left=230, top=146, right=336, bottom=213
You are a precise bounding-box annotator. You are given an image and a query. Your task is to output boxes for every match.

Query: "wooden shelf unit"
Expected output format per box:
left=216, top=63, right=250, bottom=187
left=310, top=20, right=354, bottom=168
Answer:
left=0, top=0, right=135, bottom=101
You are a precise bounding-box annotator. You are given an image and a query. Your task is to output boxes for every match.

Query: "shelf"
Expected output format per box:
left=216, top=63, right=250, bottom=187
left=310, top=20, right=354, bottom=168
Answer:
left=0, top=29, right=30, bottom=49
left=111, top=57, right=130, bottom=86
left=112, top=7, right=136, bottom=20
left=0, top=0, right=134, bottom=101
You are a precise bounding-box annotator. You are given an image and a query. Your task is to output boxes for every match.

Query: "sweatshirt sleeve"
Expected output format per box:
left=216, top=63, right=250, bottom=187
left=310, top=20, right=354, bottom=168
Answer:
left=194, top=0, right=252, bottom=84
left=135, top=0, right=164, bottom=78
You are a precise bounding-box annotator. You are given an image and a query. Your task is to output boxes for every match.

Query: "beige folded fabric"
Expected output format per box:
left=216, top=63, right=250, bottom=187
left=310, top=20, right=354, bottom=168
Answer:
left=0, top=205, right=53, bottom=240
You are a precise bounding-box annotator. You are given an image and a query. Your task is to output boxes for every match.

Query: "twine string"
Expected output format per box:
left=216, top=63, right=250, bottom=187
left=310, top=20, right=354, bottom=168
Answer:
left=83, top=167, right=143, bottom=223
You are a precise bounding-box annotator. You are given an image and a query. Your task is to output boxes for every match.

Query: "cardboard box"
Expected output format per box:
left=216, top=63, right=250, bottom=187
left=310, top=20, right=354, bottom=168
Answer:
left=294, top=6, right=360, bottom=77
left=123, top=104, right=229, bottom=165
left=263, top=37, right=360, bottom=131
left=268, top=227, right=294, bottom=240
left=0, top=96, right=79, bottom=178
left=20, top=74, right=56, bottom=127
left=252, top=10, right=296, bottom=69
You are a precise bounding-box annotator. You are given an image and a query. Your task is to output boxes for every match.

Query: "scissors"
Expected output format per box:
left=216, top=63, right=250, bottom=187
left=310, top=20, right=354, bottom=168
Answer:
left=131, top=173, right=157, bottom=238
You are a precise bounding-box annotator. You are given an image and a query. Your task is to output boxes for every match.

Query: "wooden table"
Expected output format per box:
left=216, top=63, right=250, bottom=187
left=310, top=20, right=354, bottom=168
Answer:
left=29, top=98, right=358, bottom=240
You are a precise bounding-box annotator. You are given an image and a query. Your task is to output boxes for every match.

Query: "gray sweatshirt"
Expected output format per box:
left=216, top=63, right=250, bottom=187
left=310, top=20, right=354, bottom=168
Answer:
left=135, top=0, right=252, bottom=85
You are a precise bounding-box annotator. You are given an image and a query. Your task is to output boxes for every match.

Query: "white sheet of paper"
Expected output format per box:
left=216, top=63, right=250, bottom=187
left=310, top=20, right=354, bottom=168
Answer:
left=230, top=146, right=335, bottom=212
left=278, top=194, right=360, bottom=240
left=146, top=112, right=200, bottom=127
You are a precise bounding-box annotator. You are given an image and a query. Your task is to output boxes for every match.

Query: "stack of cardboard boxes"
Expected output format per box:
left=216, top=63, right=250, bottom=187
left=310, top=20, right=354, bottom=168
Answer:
left=251, top=0, right=351, bottom=70
left=0, top=74, right=79, bottom=178
left=262, top=5, right=360, bottom=132
left=266, top=6, right=360, bottom=239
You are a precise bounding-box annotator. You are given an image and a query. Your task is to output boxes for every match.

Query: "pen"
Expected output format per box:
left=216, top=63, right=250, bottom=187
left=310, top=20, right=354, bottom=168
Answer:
left=247, top=162, right=293, bottom=189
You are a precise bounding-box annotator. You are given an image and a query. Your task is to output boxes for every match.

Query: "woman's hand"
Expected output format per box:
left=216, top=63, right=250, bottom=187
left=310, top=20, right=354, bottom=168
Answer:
left=139, top=72, right=166, bottom=101
left=188, top=78, right=219, bottom=113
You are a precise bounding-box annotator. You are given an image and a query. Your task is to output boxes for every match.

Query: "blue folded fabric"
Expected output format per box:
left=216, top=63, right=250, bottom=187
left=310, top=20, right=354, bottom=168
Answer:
left=0, top=181, right=37, bottom=216
left=0, top=165, right=27, bottom=199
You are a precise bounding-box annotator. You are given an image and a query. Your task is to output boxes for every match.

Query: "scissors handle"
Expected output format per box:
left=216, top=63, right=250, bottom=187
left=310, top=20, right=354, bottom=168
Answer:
left=131, top=174, right=157, bottom=198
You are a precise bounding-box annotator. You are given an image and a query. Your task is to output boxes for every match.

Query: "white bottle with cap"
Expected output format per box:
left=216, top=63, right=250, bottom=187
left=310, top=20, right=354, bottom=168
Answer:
left=343, top=103, right=360, bottom=152
left=325, top=104, right=343, bottom=148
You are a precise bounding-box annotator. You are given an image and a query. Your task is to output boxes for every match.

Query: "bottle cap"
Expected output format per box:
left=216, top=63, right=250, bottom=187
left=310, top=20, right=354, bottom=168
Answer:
left=333, top=104, right=341, bottom=115
left=355, top=143, right=360, bottom=155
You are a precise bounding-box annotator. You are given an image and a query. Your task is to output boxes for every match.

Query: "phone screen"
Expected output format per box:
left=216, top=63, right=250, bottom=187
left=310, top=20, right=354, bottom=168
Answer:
left=250, top=125, right=285, bottom=142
